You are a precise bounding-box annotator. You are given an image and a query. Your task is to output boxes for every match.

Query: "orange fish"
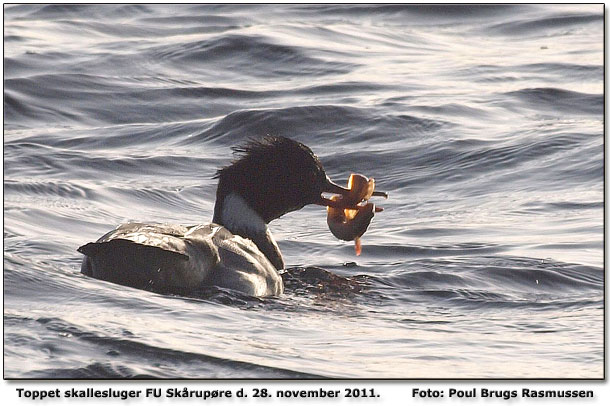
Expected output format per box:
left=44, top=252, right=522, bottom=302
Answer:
left=326, top=174, right=386, bottom=255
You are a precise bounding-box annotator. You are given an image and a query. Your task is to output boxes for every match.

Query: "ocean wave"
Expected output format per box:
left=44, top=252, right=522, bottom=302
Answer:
left=384, top=256, right=602, bottom=290
left=146, top=34, right=356, bottom=77
left=183, top=105, right=369, bottom=145
left=505, top=87, right=602, bottom=115
left=486, top=12, right=602, bottom=35
left=7, top=315, right=320, bottom=378
left=453, top=62, right=602, bottom=85
left=298, top=4, right=519, bottom=20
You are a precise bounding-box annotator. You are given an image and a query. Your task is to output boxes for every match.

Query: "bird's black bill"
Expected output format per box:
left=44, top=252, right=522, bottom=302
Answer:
left=315, top=176, right=387, bottom=209
left=315, top=177, right=351, bottom=208
left=324, top=178, right=351, bottom=195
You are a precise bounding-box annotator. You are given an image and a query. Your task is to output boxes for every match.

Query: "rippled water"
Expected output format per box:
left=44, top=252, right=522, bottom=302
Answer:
left=3, top=4, right=603, bottom=378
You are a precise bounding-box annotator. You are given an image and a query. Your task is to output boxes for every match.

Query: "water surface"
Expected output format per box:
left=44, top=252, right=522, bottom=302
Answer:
left=3, top=4, right=603, bottom=378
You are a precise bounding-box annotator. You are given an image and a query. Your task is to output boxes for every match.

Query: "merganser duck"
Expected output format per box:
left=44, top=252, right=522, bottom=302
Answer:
left=78, top=136, right=367, bottom=297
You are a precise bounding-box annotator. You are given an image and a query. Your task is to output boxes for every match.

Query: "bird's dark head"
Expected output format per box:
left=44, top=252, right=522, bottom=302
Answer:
left=213, top=136, right=351, bottom=226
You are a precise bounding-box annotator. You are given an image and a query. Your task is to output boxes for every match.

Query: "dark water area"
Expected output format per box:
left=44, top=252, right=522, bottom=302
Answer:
left=3, top=4, right=603, bottom=378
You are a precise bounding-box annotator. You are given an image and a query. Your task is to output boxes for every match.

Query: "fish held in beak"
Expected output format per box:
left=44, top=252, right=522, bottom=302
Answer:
left=325, top=174, right=387, bottom=255
left=316, top=177, right=352, bottom=209
left=317, top=174, right=387, bottom=209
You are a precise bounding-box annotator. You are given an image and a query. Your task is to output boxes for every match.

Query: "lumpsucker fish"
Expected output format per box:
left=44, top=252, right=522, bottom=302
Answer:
left=326, top=174, right=387, bottom=255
